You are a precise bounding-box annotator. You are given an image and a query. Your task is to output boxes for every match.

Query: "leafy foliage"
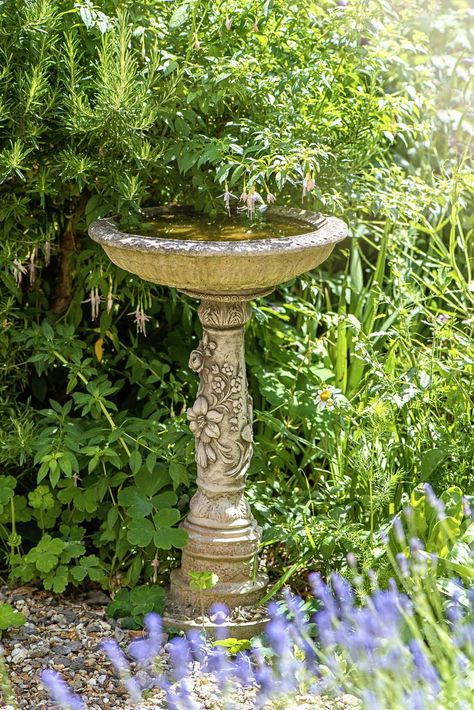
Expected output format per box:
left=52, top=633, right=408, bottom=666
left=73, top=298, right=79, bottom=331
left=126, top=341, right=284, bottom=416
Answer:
left=0, top=0, right=472, bottom=600
left=107, top=584, right=166, bottom=629
left=0, top=603, right=26, bottom=638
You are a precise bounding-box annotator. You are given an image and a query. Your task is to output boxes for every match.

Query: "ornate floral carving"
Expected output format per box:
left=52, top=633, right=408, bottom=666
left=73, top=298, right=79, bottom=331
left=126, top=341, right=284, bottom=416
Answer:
left=189, top=349, right=204, bottom=373
left=187, top=396, right=224, bottom=469
left=198, top=300, right=251, bottom=328
left=189, top=332, right=216, bottom=373
left=189, top=489, right=251, bottom=522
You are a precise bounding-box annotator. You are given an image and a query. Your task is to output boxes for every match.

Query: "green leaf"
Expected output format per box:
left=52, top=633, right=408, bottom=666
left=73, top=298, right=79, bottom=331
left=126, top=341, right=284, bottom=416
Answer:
left=154, top=526, right=187, bottom=550
left=420, top=449, right=446, bottom=479
left=188, top=571, right=219, bottom=591
left=44, top=565, right=69, bottom=594
left=107, top=585, right=165, bottom=626
left=127, top=518, right=155, bottom=547
left=153, top=508, right=180, bottom=529
left=135, top=467, right=164, bottom=498
left=427, top=516, right=461, bottom=557
left=169, top=461, right=189, bottom=489
left=118, top=487, right=153, bottom=517
left=0, top=603, right=26, bottom=632
left=169, top=4, right=189, bottom=29
left=71, top=555, right=106, bottom=583
left=129, top=450, right=142, bottom=475
left=151, top=491, right=178, bottom=509
left=25, top=535, right=65, bottom=574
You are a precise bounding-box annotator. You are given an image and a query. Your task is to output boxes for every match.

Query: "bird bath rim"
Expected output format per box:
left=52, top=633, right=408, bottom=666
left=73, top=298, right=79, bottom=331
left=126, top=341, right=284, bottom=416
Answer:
left=88, top=205, right=347, bottom=258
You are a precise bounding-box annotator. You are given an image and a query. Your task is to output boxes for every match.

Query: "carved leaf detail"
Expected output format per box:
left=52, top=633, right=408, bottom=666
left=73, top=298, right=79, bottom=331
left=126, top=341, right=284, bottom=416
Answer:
left=241, top=424, right=253, bottom=443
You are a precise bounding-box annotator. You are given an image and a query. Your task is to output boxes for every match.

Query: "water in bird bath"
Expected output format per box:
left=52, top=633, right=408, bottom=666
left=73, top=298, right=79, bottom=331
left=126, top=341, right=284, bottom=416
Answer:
left=124, top=213, right=308, bottom=242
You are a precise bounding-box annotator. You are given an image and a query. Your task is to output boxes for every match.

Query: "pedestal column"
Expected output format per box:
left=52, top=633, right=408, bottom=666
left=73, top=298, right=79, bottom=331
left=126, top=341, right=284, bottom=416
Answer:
left=169, top=292, right=268, bottom=612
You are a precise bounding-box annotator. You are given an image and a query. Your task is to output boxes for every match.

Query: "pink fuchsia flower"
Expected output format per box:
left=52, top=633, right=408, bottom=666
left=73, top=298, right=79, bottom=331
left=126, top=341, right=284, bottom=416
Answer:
left=218, top=182, right=237, bottom=216
left=82, top=287, right=102, bottom=320
left=129, top=306, right=151, bottom=335
left=187, top=395, right=224, bottom=468
left=302, top=173, right=316, bottom=202
left=12, top=259, right=27, bottom=286
left=225, top=16, right=232, bottom=30
left=266, top=192, right=276, bottom=204
left=237, top=187, right=265, bottom=218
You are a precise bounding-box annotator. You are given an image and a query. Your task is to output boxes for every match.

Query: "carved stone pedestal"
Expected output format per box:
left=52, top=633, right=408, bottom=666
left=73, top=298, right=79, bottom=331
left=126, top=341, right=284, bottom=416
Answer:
left=166, top=291, right=269, bottom=634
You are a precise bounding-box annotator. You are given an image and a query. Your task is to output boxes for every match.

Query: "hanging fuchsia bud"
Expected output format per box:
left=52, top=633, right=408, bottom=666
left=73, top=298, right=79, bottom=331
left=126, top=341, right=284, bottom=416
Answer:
left=43, top=241, right=51, bottom=266
left=194, top=38, right=201, bottom=50
left=106, top=289, right=114, bottom=314
left=12, top=259, right=27, bottom=287
left=302, top=172, right=316, bottom=201
left=129, top=306, right=151, bottom=335
left=28, top=248, right=38, bottom=285
left=253, top=21, right=259, bottom=32
left=225, top=17, right=232, bottom=31
left=82, top=287, right=102, bottom=320
left=217, top=182, right=237, bottom=216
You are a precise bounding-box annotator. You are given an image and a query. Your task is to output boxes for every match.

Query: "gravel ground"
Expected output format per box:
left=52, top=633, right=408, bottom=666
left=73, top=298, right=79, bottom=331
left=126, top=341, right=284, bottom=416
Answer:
left=0, top=586, right=360, bottom=710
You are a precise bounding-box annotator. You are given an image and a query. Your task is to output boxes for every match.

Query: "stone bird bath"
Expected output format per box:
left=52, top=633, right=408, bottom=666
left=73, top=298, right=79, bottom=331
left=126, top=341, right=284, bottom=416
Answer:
left=89, top=206, right=347, bottom=637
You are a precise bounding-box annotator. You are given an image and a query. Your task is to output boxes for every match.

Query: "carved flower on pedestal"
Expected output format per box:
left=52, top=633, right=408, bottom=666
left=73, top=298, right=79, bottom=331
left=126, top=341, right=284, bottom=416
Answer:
left=189, top=349, right=204, bottom=373
left=202, top=333, right=217, bottom=357
left=212, top=375, right=226, bottom=394
left=187, top=395, right=224, bottom=468
left=230, top=376, right=242, bottom=394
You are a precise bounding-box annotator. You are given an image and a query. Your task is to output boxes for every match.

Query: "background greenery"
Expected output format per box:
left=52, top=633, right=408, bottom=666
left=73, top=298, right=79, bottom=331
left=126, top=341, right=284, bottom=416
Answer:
left=0, top=0, right=472, bottom=601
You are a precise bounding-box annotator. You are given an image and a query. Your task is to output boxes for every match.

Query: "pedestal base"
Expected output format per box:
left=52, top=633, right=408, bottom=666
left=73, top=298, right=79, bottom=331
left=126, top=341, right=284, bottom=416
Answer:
left=170, top=569, right=268, bottom=609
left=162, top=613, right=269, bottom=640
left=164, top=579, right=270, bottom=639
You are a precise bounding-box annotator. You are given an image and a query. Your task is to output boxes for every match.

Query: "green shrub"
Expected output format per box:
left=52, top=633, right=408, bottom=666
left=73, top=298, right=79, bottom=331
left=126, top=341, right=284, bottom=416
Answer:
left=0, top=0, right=472, bottom=594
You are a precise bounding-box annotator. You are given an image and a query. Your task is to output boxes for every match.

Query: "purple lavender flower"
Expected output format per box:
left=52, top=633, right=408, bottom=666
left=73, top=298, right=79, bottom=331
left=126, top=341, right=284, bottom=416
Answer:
left=253, top=648, right=275, bottom=708
left=408, top=639, right=440, bottom=692
left=168, top=636, right=190, bottom=681
left=102, top=639, right=142, bottom=702
left=396, top=552, right=409, bottom=577
left=393, top=516, right=406, bottom=544
left=424, top=484, right=446, bottom=519
left=232, top=652, right=255, bottom=687
left=462, top=497, right=472, bottom=517
left=127, top=612, right=163, bottom=665
left=41, top=670, right=85, bottom=710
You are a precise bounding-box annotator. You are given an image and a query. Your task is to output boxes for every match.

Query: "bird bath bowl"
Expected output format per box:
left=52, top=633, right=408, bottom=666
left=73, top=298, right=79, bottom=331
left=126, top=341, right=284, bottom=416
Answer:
left=89, top=206, right=347, bottom=637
